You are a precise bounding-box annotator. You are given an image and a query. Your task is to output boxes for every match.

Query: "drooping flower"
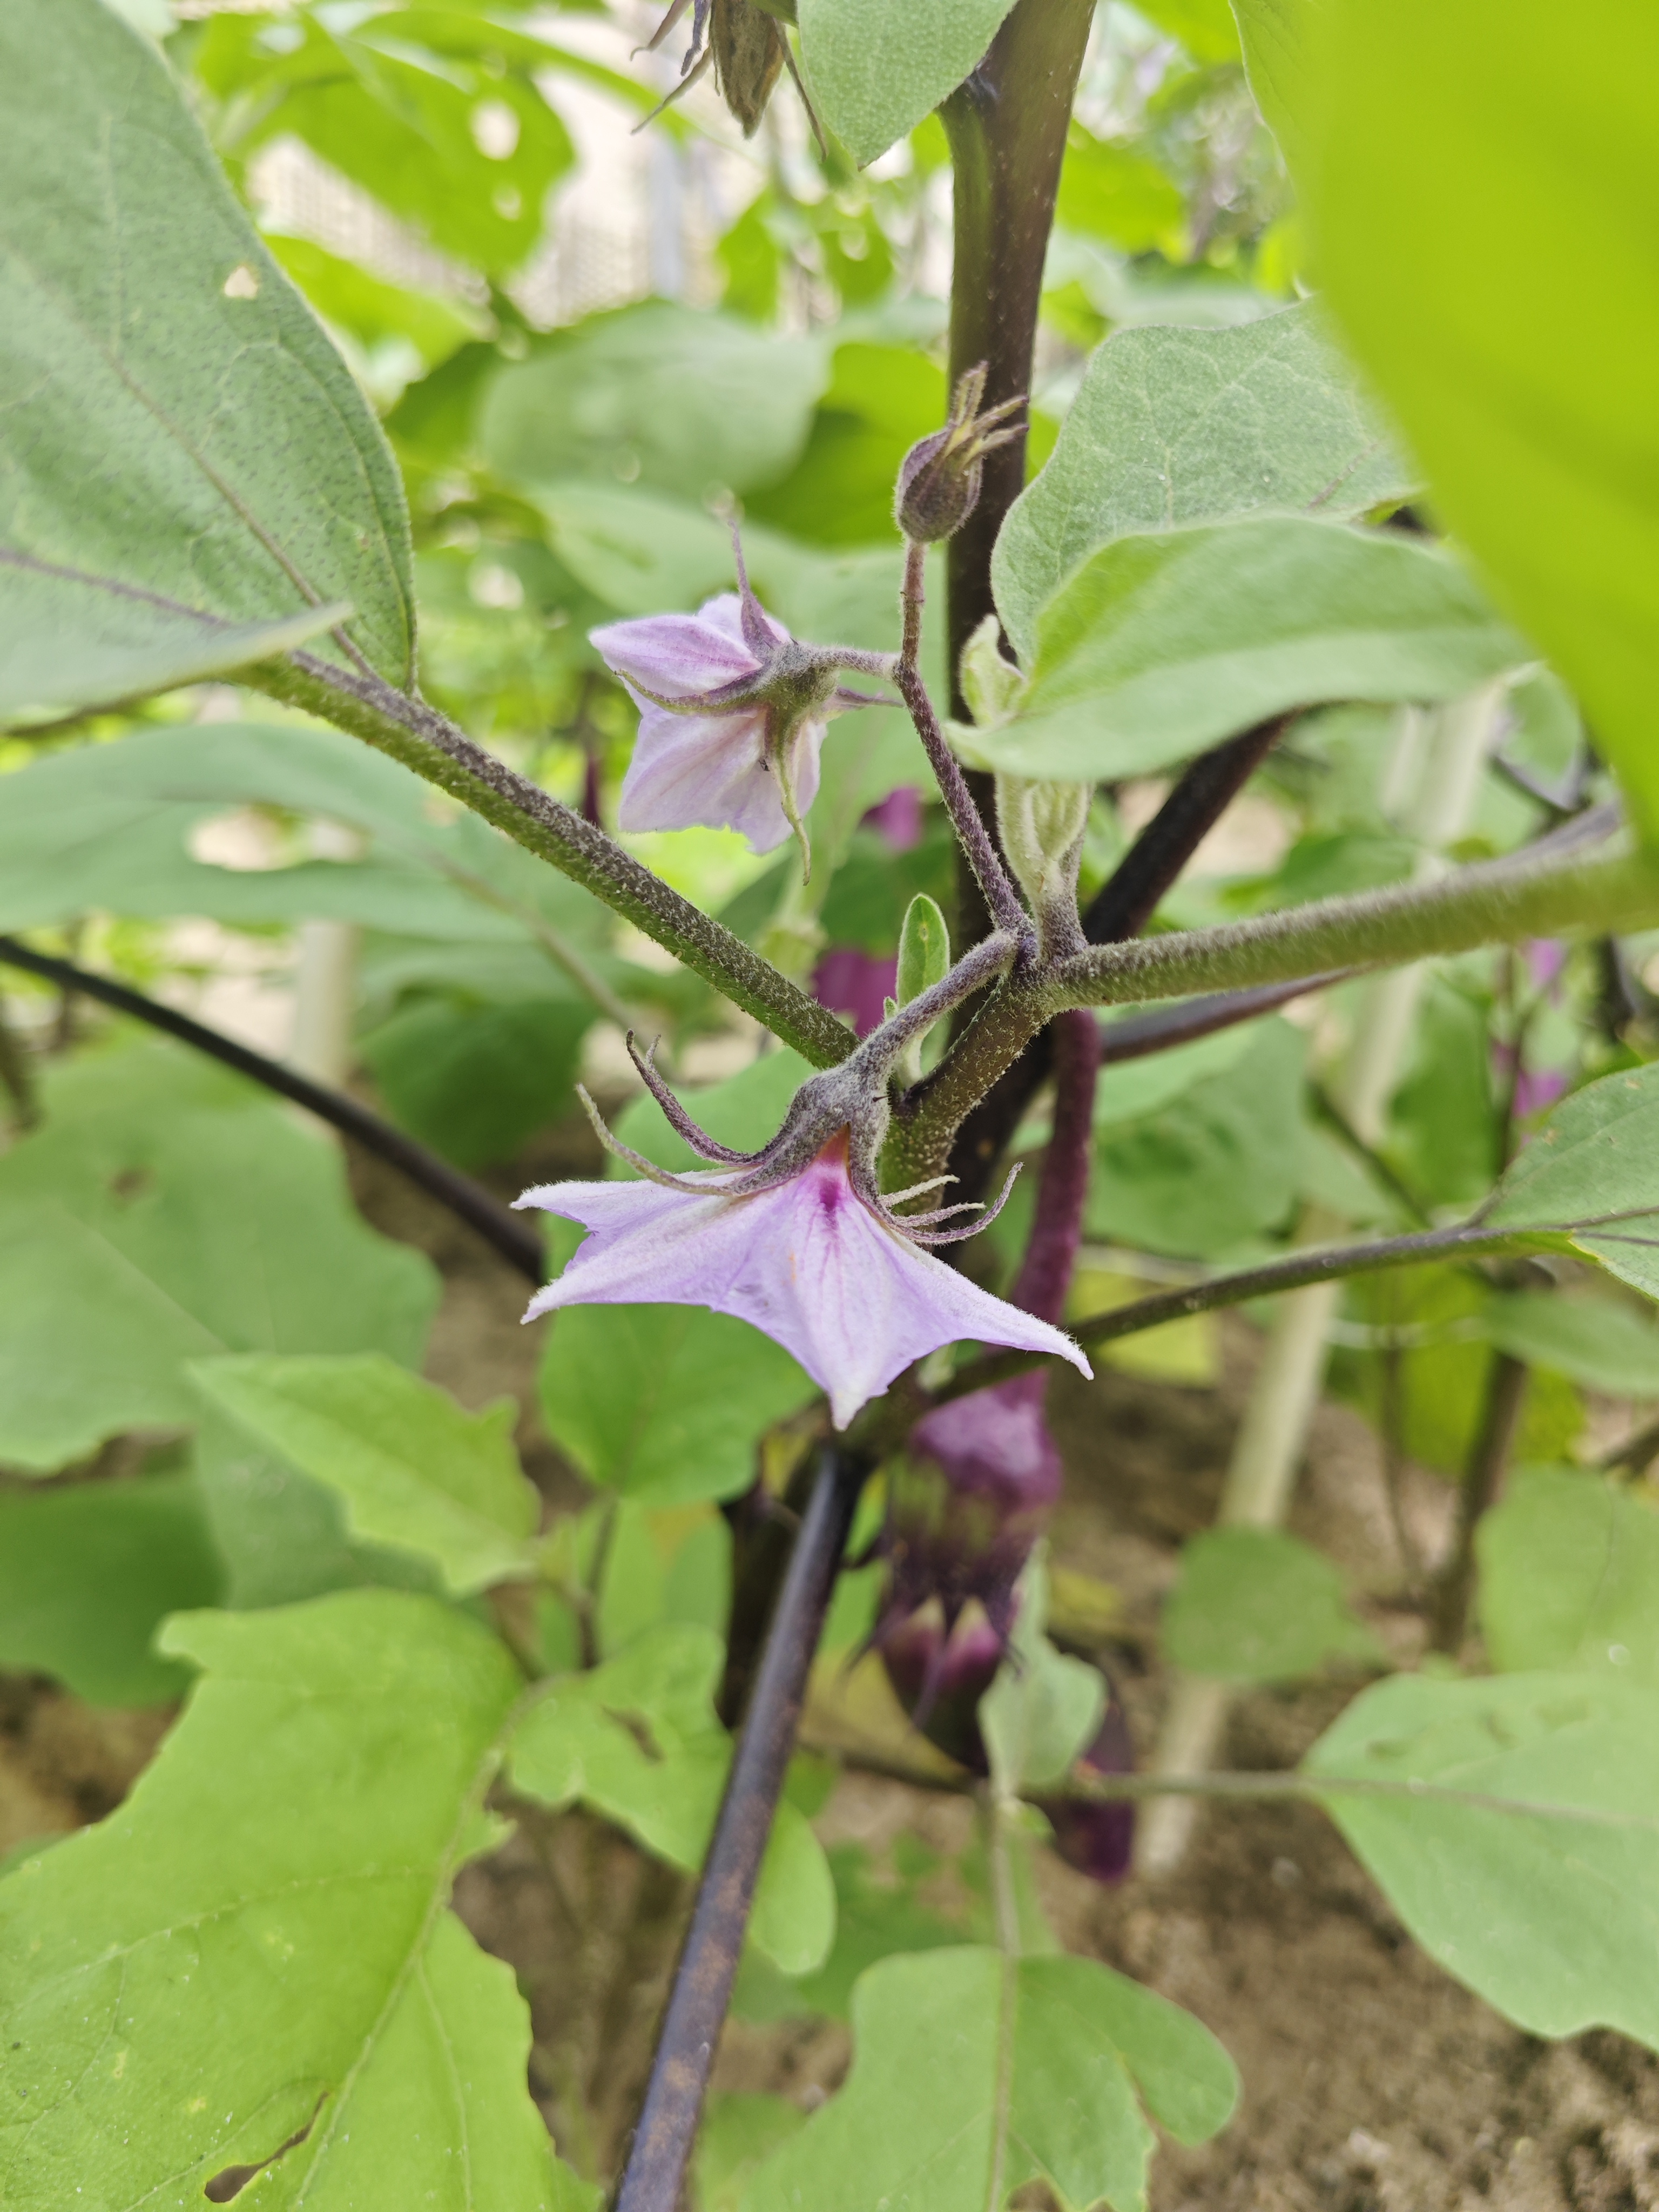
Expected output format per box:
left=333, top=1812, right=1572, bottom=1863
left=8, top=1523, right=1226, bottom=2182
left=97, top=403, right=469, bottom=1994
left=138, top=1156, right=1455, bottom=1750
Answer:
left=813, top=947, right=899, bottom=1039
left=591, top=539, right=888, bottom=874
left=1043, top=1691, right=1137, bottom=1885
left=517, top=1053, right=1092, bottom=1433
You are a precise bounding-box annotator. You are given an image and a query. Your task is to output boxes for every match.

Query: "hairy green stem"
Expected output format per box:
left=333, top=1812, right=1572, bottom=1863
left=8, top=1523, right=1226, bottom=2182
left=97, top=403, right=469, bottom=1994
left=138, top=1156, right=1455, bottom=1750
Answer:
left=244, top=650, right=855, bottom=1069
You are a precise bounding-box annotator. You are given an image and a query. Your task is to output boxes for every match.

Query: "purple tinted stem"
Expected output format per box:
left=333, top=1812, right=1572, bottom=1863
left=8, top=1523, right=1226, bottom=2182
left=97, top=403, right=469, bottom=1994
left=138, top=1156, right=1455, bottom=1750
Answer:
left=1009, top=1008, right=1100, bottom=1326
left=614, top=1445, right=868, bottom=2212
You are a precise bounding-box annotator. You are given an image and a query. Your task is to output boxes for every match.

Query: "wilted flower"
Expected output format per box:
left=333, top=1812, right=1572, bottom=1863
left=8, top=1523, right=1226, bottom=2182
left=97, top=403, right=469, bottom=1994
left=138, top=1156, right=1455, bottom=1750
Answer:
left=516, top=1051, right=1089, bottom=1431
left=591, top=541, right=888, bottom=875
left=894, top=363, right=1026, bottom=545
left=639, top=0, right=817, bottom=145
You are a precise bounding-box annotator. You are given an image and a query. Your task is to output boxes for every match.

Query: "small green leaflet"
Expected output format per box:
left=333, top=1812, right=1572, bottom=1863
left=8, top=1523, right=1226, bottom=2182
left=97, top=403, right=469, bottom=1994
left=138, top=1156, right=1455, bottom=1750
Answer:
left=1478, top=1466, right=1659, bottom=1685
left=507, top=1624, right=835, bottom=1975
left=0, top=1473, right=224, bottom=1707
left=1479, top=1292, right=1659, bottom=1398
left=1307, top=0, right=1659, bottom=841
left=1306, top=1669, right=1659, bottom=2052
left=191, top=1355, right=542, bottom=1598
left=0, top=0, right=415, bottom=693
left=743, top=1946, right=1238, bottom=2212
left=0, top=1591, right=585, bottom=2210
left=1163, top=1527, right=1382, bottom=1684
left=993, top=302, right=1417, bottom=664
left=0, top=1044, right=437, bottom=1474
left=1486, top=1061, right=1659, bottom=1299
left=797, top=0, right=1019, bottom=167
left=974, top=517, right=1523, bottom=784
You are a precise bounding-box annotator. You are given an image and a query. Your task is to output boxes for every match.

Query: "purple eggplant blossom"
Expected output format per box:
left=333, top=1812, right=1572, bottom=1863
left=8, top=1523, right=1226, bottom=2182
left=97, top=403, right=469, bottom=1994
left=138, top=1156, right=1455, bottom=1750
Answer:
left=879, top=1611, right=1007, bottom=1773
left=813, top=947, right=899, bottom=1039
left=590, top=540, right=890, bottom=872
left=1043, top=1691, right=1137, bottom=1885
left=862, top=785, right=924, bottom=852
left=516, top=1123, right=1088, bottom=1432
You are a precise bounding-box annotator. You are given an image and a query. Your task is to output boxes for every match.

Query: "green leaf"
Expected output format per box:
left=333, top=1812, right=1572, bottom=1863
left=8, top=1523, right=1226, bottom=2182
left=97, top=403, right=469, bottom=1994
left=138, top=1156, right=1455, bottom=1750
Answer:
left=190, top=1355, right=540, bottom=1597
left=992, top=303, right=1417, bottom=666
left=1136, top=0, right=1242, bottom=64
left=0, top=585, right=343, bottom=736
left=1305, top=1669, right=1659, bottom=2051
left=0, top=1045, right=438, bottom=1474
left=746, top=342, right=948, bottom=548
left=744, top=1947, right=1238, bottom=2212
left=1307, top=0, right=1659, bottom=840
left=1486, top=1062, right=1659, bottom=1299
left=478, top=304, right=827, bottom=502
left=507, top=1624, right=835, bottom=1975
left=0, top=1590, right=582, bottom=2208
left=539, top=1303, right=814, bottom=1507
left=798, top=0, right=1019, bottom=167
left=981, top=1564, right=1105, bottom=1796
left=976, top=517, right=1525, bottom=783
left=361, top=993, right=595, bottom=1169
left=1230, top=0, right=1319, bottom=179
left=1087, top=1016, right=1305, bottom=1259
left=0, top=0, right=415, bottom=691
left=698, top=2094, right=808, bottom=2212
left=1163, top=1527, right=1382, bottom=1683
left=1478, top=1466, right=1659, bottom=1684
left=266, top=233, right=486, bottom=370
left=1480, top=1293, right=1659, bottom=1399
left=0, top=1473, right=224, bottom=1707
left=1055, top=129, right=1186, bottom=256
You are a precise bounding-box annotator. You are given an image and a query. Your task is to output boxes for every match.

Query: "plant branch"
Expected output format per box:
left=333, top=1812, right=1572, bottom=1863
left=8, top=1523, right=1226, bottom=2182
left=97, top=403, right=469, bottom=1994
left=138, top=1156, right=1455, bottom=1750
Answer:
left=1429, top=1350, right=1529, bottom=1652
left=894, top=659, right=1030, bottom=941
left=0, top=934, right=545, bottom=1283
left=244, top=650, right=855, bottom=1069
left=1044, top=811, right=1656, bottom=1015
left=613, top=1444, right=869, bottom=2212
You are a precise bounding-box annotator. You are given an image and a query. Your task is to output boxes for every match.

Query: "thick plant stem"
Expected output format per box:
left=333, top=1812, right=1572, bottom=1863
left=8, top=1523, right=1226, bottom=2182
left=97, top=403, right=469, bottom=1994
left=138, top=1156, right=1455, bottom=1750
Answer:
left=245, top=650, right=855, bottom=1069
left=947, top=718, right=1291, bottom=1205
left=0, top=934, right=545, bottom=1282
left=614, top=1446, right=868, bottom=2212
left=1430, top=1351, right=1530, bottom=1653
left=941, top=0, right=1096, bottom=955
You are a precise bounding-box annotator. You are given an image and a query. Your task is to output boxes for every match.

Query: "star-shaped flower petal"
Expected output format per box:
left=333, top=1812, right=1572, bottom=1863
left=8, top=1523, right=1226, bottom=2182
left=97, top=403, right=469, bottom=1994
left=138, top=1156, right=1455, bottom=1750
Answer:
left=516, top=1137, right=1089, bottom=1430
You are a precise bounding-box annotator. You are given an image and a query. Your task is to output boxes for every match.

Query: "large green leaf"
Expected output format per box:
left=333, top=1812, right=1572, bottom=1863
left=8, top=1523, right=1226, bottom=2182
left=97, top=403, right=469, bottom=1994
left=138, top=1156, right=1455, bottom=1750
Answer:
left=507, top=1624, right=834, bottom=1975
left=361, top=993, right=595, bottom=1169
left=1306, top=1669, right=1659, bottom=2050
left=1478, top=1466, right=1659, bottom=1685
left=478, top=304, right=827, bottom=502
left=0, top=0, right=415, bottom=692
left=976, top=518, right=1524, bottom=783
left=1230, top=0, right=1319, bottom=179
left=992, top=303, right=1416, bottom=665
left=1486, top=1062, right=1659, bottom=1299
left=0, top=1473, right=224, bottom=1707
left=798, top=0, right=1019, bottom=167
left=0, top=1591, right=585, bottom=2209
left=1307, top=0, right=1659, bottom=838
left=744, top=1947, right=1238, bottom=2212
left=1163, top=1527, right=1380, bottom=1683
left=0, top=1046, right=437, bottom=1474
left=746, top=342, right=947, bottom=549
left=191, top=1355, right=541, bottom=1598
left=1480, top=1292, right=1659, bottom=1398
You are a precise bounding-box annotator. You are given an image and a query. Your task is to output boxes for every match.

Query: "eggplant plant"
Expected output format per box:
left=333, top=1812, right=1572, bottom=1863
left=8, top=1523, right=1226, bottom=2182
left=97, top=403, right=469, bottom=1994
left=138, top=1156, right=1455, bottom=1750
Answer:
left=3, top=0, right=1659, bottom=2206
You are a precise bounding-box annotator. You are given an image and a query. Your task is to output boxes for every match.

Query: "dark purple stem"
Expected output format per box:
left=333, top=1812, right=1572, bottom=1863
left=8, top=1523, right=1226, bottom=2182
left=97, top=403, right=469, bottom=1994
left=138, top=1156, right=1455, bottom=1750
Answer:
left=1009, top=1008, right=1100, bottom=1326
left=613, top=1445, right=868, bottom=2212
left=0, top=934, right=544, bottom=1282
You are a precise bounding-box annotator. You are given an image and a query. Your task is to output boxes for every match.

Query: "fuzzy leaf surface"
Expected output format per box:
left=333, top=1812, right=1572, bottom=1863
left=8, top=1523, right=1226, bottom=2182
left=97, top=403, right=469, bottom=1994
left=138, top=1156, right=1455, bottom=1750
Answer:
left=1486, top=1062, right=1659, bottom=1299
left=0, top=1047, right=437, bottom=1473
left=993, top=303, right=1415, bottom=663
left=0, top=1591, right=582, bottom=2210
left=1305, top=1669, right=1659, bottom=2050
left=1478, top=1467, right=1659, bottom=1685
left=0, top=0, right=414, bottom=689
left=798, top=0, right=1019, bottom=166
left=977, top=518, right=1523, bottom=783
left=1309, top=0, right=1659, bottom=839
left=743, top=1946, right=1237, bottom=2212
left=507, top=1624, right=835, bottom=1974
left=191, top=1355, right=540, bottom=1596
left=0, top=1474, right=224, bottom=1707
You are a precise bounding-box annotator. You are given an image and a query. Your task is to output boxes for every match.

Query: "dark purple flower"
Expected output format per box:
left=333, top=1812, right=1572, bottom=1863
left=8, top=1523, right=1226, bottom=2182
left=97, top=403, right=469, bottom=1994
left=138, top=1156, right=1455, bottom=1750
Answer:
left=879, top=1611, right=1006, bottom=1774
left=1043, top=1691, right=1136, bottom=1885
left=861, top=785, right=924, bottom=852
left=813, top=947, right=899, bottom=1039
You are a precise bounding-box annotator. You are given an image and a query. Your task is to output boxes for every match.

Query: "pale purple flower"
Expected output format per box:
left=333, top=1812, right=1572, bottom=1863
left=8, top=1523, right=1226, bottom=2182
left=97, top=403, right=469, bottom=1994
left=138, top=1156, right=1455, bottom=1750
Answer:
left=516, top=1131, right=1089, bottom=1431
left=589, top=541, right=890, bottom=870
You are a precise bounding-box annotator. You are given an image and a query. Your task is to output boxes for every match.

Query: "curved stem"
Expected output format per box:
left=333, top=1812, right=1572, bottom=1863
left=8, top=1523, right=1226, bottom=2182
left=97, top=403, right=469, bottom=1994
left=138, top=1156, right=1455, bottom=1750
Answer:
left=244, top=650, right=855, bottom=1070
left=894, top=660, right=1029, bottom=941
left=0, top=934, right=545, bottom=1282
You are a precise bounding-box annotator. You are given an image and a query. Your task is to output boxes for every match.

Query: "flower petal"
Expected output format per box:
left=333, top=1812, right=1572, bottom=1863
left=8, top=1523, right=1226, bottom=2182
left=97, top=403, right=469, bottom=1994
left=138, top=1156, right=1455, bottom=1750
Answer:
left=590, top=609, right=759, bottom=697
left=697, top=590, right=788, bottom=655
left=517, top=1149, right=1090, bottom=1429
left=617, top=703, right=822, bottom=854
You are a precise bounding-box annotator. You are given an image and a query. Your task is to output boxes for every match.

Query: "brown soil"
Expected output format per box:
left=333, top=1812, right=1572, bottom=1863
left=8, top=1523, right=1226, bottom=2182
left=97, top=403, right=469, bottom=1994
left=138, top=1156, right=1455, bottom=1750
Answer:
left=5, top=1116, right=1658, bottom=2212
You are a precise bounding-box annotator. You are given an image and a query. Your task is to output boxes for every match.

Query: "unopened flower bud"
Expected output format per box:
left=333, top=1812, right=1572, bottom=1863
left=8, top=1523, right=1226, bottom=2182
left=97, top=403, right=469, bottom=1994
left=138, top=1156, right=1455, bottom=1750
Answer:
left=1043, top=1689, right=1136, bottom=1884
left=894, top=364, right=1026, bottom=544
